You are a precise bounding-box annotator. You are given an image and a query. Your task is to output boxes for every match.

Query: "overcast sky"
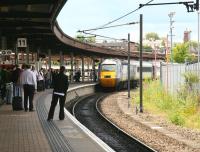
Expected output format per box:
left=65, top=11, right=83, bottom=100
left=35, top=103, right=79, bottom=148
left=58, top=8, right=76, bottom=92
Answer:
left=57, top=0, right=199, bottom=43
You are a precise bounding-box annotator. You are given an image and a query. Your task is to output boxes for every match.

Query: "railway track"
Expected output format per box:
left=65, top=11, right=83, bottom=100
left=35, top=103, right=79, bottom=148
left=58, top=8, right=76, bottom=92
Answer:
left=72, top=93, right=156, bottom=152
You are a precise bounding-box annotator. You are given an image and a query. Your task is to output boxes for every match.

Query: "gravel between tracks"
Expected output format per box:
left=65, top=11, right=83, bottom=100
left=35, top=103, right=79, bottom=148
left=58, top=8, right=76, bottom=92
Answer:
left=99, top=91, right=200, bottom=152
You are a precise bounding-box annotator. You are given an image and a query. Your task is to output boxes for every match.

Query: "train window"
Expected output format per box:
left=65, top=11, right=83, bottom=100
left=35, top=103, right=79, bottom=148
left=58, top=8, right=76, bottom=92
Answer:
left=137, top=67, right=152, bottom=72
left=101, top=64, right=116, bottom=71
left=143, top=67, right=152, bottom=72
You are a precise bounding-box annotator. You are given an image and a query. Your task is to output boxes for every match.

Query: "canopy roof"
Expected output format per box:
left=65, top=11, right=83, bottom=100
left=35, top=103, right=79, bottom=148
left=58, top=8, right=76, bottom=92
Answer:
left=0, top=0, right=164, bottom=59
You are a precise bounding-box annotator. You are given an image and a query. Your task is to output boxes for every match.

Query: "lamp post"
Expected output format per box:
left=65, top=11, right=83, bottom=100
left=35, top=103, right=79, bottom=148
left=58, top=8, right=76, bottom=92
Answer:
left=139, top=14, right=143, bottom=113
left=128, top=33, right=130, bottom=108
left=150, top=38, right=157, bottom=79
left=198, top=10, right=200, bottom=75
left=154, top=44, right=157, bottom=79
left=168, top=12, right=175, bottom=62
left=166, top=34, right=169, bottom=92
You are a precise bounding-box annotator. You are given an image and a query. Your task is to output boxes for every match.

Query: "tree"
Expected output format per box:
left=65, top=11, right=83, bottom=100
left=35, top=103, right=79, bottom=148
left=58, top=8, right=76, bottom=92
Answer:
left=143, top=45, right=153, bottom=52
left=86, top=36, right=96, bottom=43
left=145, top=32, right=160, bottom=40
left=161, top=38, right=166, bottom=47
left=173, top=43, right=194, bottom=63
left=186, top=41, right=198, bottom=52
left=75, top=34, right=85, bottom=42
left=75, top=33, right=96, bottom=43
left=189, top=41, right=198, bottom=48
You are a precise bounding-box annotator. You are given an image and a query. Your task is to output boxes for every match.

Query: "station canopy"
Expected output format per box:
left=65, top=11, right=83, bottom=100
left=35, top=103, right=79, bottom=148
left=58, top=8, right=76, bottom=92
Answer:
left=0, top=0, right=164, bottom=59
left=0, top=0, right=66, bottom=52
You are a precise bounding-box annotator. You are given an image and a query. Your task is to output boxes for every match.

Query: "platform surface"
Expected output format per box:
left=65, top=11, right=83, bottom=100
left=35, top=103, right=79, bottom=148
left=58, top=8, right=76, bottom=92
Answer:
left=0, top=82, right=112, bottom=152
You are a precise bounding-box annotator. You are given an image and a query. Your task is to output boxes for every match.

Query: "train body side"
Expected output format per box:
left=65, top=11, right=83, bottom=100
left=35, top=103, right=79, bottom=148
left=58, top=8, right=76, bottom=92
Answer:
left=118, top=61, right=137, bottom=89
left=134, top=61, right=153, bottom=80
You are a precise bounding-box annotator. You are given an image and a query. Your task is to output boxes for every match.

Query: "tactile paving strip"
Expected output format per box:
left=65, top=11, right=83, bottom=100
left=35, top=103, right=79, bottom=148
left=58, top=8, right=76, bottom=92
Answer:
left=36, top=93, right=74, bottom=152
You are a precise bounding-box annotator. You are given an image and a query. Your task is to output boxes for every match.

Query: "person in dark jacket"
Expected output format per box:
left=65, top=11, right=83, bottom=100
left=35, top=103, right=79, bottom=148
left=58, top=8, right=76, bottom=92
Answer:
left=11, top=65, right=22, bottom=96
left=47, top=66, right=69, bottom=121
left=74, top=69, right=81, bottom=82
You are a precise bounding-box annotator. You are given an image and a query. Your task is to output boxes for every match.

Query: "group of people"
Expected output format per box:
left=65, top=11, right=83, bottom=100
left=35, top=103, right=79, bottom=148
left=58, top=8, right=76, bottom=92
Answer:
left=74, top=69, right=81, bottom=82
left=0, top=64, right=69, bottom=120
left=72, top=69, right=98, bottom=82
left=0, top=64, right=37, bottom=111
left=0, top=65, right=50, bottom=102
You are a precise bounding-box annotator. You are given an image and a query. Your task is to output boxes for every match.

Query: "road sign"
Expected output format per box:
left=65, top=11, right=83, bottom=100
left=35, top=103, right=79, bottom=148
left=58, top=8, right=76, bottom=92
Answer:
left=17, top=38, right=27, bottom=47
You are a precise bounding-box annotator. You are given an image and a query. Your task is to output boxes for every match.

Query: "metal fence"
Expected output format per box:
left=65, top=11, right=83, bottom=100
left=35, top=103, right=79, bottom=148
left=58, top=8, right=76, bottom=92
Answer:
left=160, top=62, right=200, bottom=94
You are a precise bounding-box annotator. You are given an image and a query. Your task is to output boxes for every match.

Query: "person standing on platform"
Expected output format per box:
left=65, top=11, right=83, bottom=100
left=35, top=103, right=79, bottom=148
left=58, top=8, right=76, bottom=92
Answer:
left=37, top=68, right=45, bottom=91
left=1, top=66, right=7, bottom=102
left=20, top=64, right=37, bottom=112
left=76, top=69, right=81, bottom=82
left=11, top=65, right=22, bottom=97
left=47, top=66, right=69, bottom=121
left=31, top=65, right=38, bottom=83
left=5, top=67, right=12, bottom=104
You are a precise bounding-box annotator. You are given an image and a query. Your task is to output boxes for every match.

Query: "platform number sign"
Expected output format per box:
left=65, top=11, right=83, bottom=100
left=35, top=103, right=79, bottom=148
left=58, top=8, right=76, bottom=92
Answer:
left=17, top=38, right=27, bottom=47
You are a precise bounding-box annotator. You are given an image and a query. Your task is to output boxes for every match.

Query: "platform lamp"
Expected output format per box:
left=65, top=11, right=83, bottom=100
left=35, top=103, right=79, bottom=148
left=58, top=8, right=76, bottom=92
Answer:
left=168, top=12, right=175, bottom=63
left=139, top=14, right=143, bottom=113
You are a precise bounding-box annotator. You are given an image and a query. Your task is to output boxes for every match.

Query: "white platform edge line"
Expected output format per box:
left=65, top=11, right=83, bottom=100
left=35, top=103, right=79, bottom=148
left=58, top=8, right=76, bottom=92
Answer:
left=64, top=108, right=115, bottom=152
left=68, top=83, right=97, bottom=92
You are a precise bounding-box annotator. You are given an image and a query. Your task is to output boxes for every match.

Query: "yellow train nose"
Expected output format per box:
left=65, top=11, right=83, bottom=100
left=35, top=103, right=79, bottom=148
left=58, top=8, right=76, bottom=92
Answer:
left=100, top=78, right=116, bottom=87
left=99, top=72, right=117, bottom=87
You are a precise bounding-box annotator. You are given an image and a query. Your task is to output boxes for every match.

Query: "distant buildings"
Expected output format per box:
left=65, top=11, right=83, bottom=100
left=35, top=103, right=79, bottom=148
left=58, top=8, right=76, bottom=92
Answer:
left=183, top=29, right=191, bottom=43
left=90, top=29, right=196, bottom=56
left=92, top=39, right=166, bottom=54
left=183, top=29, right=198, bottom=54
left=143, top=39, right=163, bottom=49
left=92, top=41, right=137, bottom=52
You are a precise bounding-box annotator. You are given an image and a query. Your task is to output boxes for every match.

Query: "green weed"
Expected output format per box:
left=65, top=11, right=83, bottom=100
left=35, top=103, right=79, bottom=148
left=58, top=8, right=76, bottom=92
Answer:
left=132, top=80, right=200, bottom=129
left=169, top=112, right=185, bottom=126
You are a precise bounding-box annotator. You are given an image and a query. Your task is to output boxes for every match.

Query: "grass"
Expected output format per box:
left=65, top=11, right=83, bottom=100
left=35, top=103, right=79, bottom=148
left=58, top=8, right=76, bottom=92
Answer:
left=132, top=80, right=200, bottom=129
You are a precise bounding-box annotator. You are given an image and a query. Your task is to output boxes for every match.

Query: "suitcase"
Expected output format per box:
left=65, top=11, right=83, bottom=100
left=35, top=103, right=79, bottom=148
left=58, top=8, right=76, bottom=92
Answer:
left=12, top=96, right=23, bottom=111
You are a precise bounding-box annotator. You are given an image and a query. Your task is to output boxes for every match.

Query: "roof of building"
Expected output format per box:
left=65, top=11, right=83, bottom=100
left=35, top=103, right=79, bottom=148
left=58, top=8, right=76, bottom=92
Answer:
left=0, top=0, right=165, bottom=60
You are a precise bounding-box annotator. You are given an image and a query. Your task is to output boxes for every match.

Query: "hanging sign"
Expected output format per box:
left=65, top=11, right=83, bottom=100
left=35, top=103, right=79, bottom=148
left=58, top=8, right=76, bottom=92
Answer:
left=0, top=50, right=12, bottom=55
left=17, top=38, right=27, bottom=47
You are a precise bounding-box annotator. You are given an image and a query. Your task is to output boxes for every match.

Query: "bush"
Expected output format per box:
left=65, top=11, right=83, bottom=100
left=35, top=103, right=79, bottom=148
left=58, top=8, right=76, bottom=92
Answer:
left=183, top=72, right=199, bottom=91
left=169, top=113, right=185, bottom=126
left=132, top=80, right=200, bottom=129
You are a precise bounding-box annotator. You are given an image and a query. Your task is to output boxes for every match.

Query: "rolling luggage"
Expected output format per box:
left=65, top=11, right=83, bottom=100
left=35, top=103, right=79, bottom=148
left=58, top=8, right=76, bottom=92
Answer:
left=12, top=96, right=23, bottom=111
left=12, top=87, right=23, bottom=111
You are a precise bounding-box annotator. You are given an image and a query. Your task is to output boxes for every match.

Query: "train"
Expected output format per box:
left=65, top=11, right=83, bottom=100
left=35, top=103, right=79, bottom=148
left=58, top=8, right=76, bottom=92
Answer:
left=98, top=59, right=154, bottom=89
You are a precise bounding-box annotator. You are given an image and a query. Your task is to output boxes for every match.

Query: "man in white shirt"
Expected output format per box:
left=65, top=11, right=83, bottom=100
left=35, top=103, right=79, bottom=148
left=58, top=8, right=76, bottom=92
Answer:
left=20, top=64, right=37, bottom=112
left=31, top=65, right=38, bottom=81
left=37, top=68, right=45, bottom=91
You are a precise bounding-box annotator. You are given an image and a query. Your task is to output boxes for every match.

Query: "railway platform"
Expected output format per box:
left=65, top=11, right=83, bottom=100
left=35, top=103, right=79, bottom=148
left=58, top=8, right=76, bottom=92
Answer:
left=0, top=83, right=113, bottom=152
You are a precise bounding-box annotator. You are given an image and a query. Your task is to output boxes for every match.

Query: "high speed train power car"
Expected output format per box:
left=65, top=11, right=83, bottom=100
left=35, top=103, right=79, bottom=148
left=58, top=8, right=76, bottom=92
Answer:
left=98, top=59, right=153, bottom=89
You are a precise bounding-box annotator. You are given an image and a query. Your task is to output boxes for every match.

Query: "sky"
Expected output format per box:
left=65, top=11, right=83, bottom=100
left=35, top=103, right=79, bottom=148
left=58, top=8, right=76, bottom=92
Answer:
left=57, top=0, right=199, bottom=43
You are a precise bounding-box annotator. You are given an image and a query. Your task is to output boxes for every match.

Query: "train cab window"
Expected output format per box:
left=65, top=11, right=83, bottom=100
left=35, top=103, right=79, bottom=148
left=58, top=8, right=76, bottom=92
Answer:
left=101, top=64, right=116, bottom=71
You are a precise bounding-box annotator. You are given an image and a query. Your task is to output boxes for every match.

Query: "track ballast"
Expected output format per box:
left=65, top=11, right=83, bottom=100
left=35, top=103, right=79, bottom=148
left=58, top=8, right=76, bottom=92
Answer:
left=72, top=93, right=156, bottom=152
